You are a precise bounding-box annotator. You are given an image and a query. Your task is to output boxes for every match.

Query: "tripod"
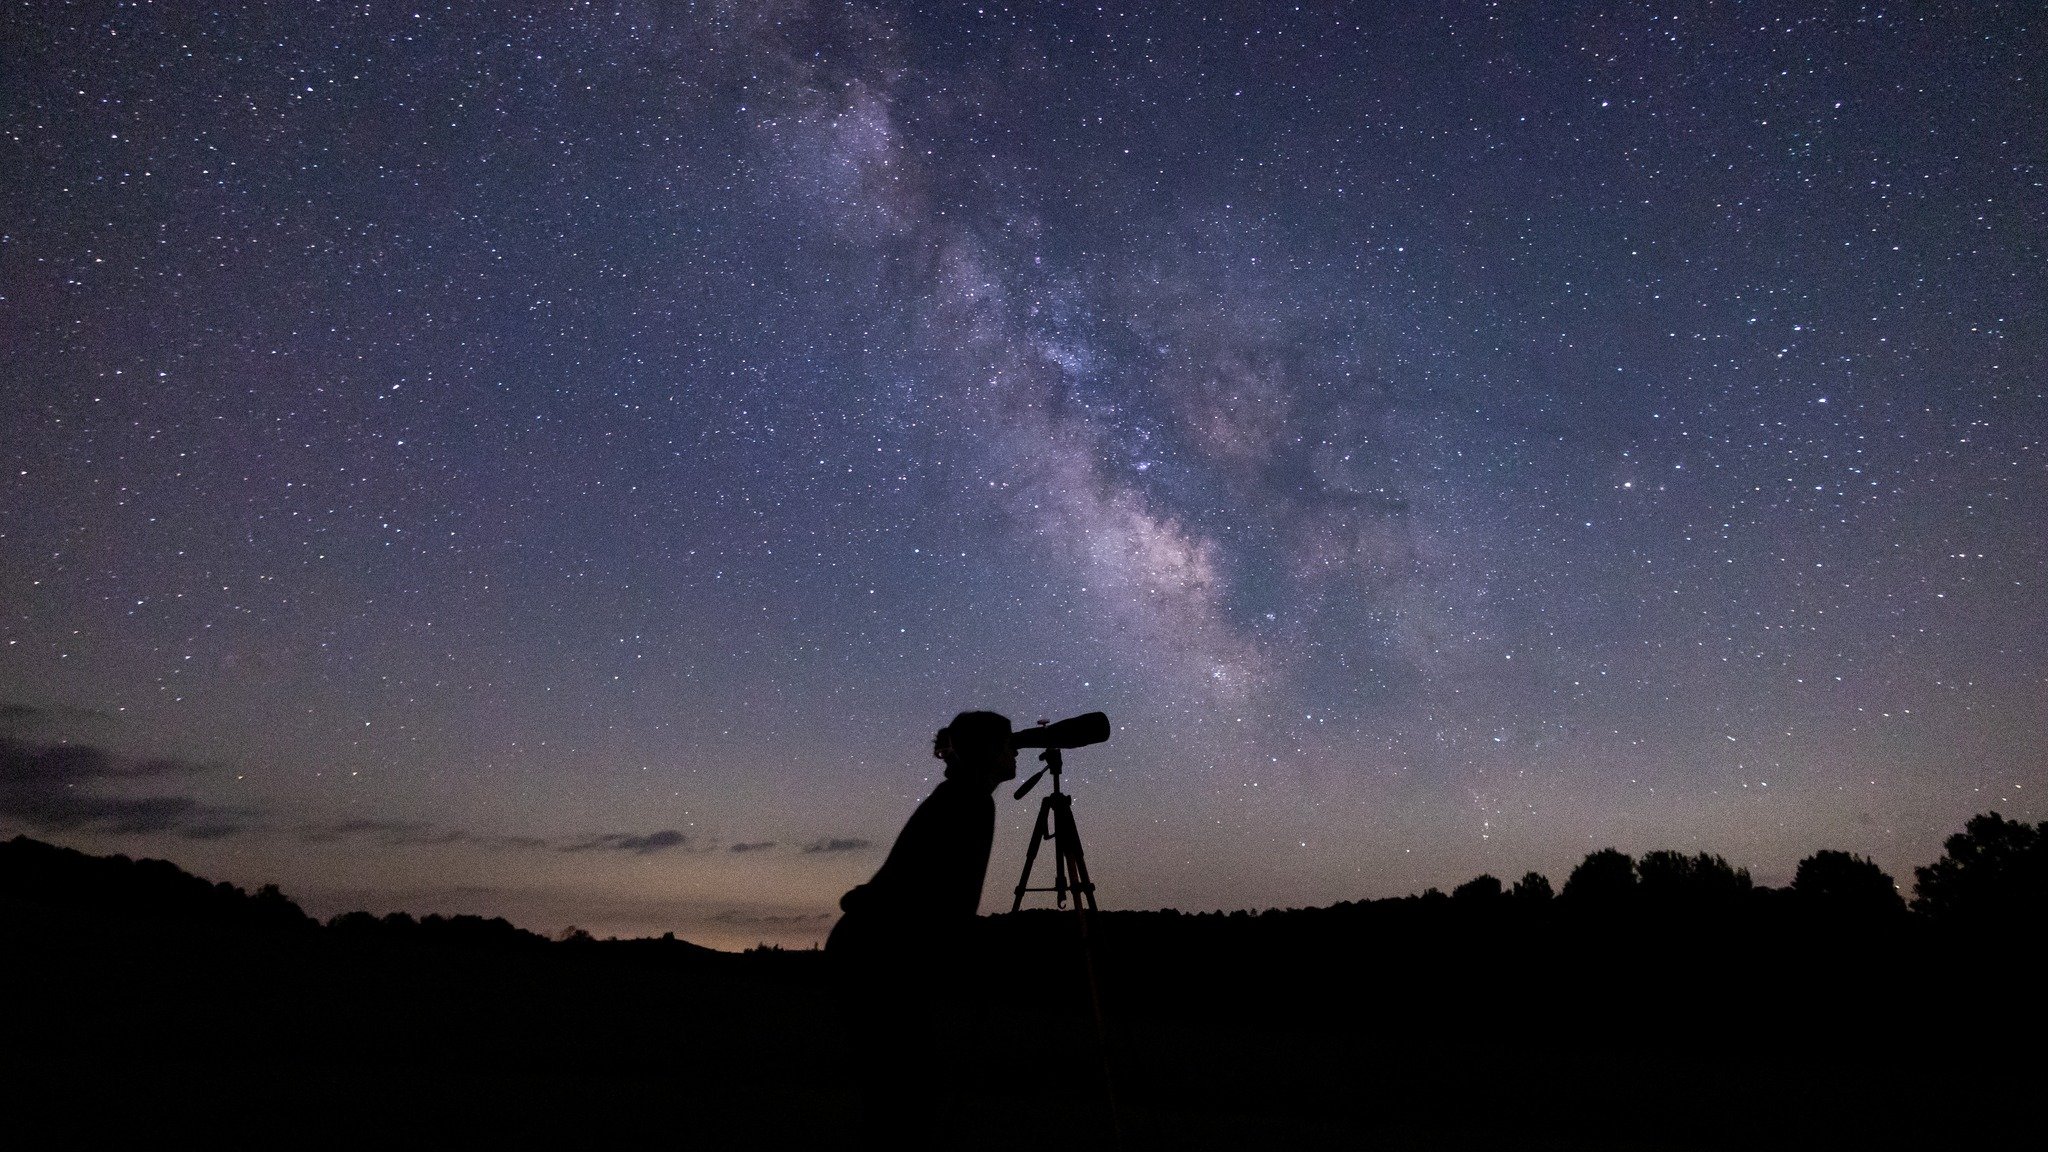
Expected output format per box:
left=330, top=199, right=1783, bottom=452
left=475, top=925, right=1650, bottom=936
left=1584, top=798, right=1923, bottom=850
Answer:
left=1008, top=744, right=1121, bottom=1145
left=1011, top=748, right=1098, bottom=912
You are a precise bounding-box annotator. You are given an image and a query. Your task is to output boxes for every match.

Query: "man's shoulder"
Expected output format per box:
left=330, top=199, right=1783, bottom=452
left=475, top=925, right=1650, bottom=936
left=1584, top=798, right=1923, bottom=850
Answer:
left=924, top=777, right=995, bottom=814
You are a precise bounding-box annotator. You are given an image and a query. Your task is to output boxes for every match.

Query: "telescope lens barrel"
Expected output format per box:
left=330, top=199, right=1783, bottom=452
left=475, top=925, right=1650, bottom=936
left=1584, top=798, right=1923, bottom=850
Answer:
left=1011, top=711, right=1111, bottom=750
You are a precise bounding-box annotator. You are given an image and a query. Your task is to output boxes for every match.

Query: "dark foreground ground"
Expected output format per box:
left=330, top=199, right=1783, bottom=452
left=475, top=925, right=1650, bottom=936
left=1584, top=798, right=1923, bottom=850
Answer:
left=4, top=839, right=2037, bottom=1149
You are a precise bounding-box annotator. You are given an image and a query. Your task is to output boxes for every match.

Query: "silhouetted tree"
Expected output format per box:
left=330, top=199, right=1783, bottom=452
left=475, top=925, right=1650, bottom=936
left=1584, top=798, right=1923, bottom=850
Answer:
left=1561, top=848, right=1636, bottom=903
left=1452, top=874, right=1503, bottom=903
left=1791, top=850, right=1904, bottom=915
left=328, top=909, right=381, bottom=934
left=1912, top=812, right=2047, bottom=921
left=1511, top=871, right=1554, bottom=903
left=1637, top=850, right=1752, bottom=903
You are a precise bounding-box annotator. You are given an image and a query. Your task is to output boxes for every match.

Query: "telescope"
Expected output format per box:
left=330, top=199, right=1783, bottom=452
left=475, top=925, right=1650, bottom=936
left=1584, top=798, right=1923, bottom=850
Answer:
left=1011, top=711, right=1110, bottom=753
left=1011, top=712, right=1109, bottom=800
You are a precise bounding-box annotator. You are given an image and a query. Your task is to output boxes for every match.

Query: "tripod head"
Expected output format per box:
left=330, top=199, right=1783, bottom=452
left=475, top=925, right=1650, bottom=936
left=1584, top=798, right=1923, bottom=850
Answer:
left=1010, top=712, right=1109, bottom=799
left=1013, top=747, right=1063, bottom=799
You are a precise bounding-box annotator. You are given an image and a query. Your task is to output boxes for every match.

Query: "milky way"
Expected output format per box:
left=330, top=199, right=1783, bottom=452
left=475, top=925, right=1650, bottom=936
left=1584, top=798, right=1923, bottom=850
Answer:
left=2, top=3, right=2041, bottom=947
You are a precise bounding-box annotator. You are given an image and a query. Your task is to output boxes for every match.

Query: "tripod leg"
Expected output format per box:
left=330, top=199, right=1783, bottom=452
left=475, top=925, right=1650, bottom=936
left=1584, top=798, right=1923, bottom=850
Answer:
left=1011, top=796, right=1054, bottom=912
left=1051, top=794, right=1078, bottom=907
left=1052, top=817, right=1071, bottom=908
left=1052, top=798, right=1098, bottom=912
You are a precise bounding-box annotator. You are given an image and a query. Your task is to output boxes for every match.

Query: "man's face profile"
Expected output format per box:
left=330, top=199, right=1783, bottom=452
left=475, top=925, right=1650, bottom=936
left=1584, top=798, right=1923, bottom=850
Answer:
left=951, top=735, right=1016, bottom=787
left=938, top=711, right=1016, bottom=789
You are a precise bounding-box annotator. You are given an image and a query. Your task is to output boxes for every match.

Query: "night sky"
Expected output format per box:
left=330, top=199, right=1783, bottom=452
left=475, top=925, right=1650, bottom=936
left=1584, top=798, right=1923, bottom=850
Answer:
left=3, top=2, right=2041, bottom=949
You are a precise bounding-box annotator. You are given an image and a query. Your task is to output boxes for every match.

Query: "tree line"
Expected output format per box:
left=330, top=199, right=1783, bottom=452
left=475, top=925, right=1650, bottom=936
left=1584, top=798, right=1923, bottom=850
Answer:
left=1427, top=809, right=2045, bottom=921
left=4, top=809, right=2041, bottom=945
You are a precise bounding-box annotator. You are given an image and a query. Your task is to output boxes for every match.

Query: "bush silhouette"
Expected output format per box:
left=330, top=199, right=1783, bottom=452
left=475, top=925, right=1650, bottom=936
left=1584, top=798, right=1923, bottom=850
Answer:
left=1791, top=850, right=1904, bottom=915
left=1911, top=812, right=2046, bottom=921
left=1452, top=874, right=1503, bottom=903
left=1511, top=871, right=1554, bottom=902
left=1636, top=850, right=1752, bottom=903
left=1561, top=848, right=1636, bottom=903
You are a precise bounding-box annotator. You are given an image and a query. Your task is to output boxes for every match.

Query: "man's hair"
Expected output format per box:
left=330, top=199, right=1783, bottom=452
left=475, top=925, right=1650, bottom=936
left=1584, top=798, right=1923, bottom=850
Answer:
left=933, top=710, right=1012, bottom=763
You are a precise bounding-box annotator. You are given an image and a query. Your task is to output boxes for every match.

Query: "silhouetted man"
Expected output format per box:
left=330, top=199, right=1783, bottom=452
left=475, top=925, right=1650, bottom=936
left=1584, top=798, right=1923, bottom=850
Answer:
left=827, top=710, right=1017, bottom=1148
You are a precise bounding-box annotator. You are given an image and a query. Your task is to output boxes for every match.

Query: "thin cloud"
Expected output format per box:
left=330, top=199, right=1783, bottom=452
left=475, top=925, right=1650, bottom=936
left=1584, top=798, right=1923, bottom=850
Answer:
left=560, top=830, right=693, bottom=856
left=801, top=837, right=872, bottom=855
left=299, top=817, right=438, bottom=844
left=297, top=819, right=547, bottom=851
left=0, top=735, right=246, bottom=838
left=707, top=909, right=835, bottom=927
left=0, top=702, right=119, bottom=732
left=728, top=841, right=777, bottom=853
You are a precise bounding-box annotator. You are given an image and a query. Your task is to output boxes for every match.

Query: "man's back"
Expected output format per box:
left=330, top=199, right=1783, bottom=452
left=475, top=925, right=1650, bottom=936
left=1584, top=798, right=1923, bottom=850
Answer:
left=838, top=776, right=995, bottom=935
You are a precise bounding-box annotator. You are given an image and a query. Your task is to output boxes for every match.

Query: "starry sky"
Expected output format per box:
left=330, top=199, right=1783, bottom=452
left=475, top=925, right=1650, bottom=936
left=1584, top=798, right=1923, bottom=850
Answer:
left=2, top=2, right=2042, bottom=949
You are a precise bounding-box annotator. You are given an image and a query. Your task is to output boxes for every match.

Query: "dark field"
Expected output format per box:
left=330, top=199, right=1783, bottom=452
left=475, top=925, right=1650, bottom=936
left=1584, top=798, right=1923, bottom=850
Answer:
left=4, top=837, right=2036, bottom=1149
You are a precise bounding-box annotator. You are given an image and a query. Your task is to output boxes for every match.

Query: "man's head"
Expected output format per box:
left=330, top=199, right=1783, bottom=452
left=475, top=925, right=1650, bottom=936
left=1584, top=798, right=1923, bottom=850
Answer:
left=934, top=710, right=1017, bottom=789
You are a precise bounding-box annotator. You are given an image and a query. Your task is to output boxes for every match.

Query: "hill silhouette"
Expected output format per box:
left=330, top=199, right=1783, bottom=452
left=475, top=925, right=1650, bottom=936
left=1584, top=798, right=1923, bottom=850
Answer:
left=0, top=835, right=317, bottom=938
left=4, top=819, right=2040, bottom=1148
